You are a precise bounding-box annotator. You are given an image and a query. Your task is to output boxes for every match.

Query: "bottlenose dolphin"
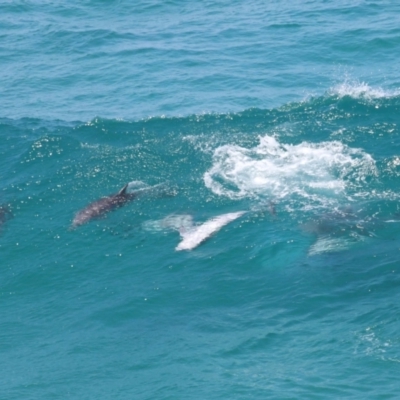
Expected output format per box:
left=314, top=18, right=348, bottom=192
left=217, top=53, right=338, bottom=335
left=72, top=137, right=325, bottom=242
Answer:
left=174, top=211, right=246, bottom=251
left=302, top=205, right=383, bottom=255
left=143, top=211, right=247, bottom=250
left=72, top=183, right=135, bottom=227
left=0, top=204, right=12, bottom=231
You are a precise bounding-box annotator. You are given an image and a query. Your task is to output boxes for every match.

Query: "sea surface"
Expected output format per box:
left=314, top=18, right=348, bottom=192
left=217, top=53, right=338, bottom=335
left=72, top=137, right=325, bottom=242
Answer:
left=1, top=1, right=400, bottom=399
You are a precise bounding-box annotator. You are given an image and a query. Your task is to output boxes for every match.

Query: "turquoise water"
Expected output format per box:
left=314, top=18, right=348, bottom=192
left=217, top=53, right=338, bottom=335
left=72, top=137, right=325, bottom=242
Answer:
left=1, top=1, right=400, bottom=399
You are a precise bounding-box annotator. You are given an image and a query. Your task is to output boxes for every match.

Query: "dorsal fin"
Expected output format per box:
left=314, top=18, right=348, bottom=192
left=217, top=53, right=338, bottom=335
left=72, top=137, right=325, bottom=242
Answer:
left=118, top=183, right=129, bottom=196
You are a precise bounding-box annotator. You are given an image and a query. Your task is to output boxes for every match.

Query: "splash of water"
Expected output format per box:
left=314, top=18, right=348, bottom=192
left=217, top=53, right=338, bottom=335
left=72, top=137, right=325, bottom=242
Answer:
left=204, top=135, right=377, bottom=210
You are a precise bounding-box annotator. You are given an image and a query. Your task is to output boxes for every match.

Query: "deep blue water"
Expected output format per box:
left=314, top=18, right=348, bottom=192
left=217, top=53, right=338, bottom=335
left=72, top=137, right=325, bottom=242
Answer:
left=1, top=1, right=400, bottom=399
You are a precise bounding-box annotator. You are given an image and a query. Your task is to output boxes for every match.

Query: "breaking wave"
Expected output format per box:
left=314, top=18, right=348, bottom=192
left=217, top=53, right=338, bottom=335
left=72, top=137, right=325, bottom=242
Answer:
left=329, top=80, right=400, bottom=100
left=204, top=135, right=377, bottom=210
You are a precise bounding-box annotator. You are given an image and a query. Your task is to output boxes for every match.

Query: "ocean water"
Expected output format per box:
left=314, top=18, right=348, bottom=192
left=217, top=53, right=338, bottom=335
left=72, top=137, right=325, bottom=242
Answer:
left=1, top=1, right=400, bottom=398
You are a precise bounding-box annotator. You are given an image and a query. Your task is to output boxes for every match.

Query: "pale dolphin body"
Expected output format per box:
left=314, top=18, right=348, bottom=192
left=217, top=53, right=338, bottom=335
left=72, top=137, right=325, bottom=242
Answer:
left=72, top=184, right=135, bottom=227
left=176, top=211, right=246, bottom=251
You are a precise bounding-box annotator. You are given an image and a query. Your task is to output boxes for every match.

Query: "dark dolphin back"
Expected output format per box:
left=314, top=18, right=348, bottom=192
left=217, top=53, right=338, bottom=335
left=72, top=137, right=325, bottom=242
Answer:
left=117, top=183, right=136, bottom=201
left=71, top=183, right=136, bottom=228
left=0, top=204, right=12, bottom=228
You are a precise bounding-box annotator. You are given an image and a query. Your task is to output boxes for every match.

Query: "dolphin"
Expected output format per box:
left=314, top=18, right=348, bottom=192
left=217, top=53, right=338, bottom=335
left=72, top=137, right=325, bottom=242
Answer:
left=72, top=183, right=135, bottom=228
left=175, top=211, right=246, bottom=251
left=143, top=211, right=247, bottom=251
left=0, top=204, right=12, bottom=231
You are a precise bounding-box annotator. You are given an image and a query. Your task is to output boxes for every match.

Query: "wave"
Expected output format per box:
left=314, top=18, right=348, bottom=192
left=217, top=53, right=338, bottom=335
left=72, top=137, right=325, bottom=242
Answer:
left=1, top=80, right=398, bottom=220
left=1, top=78, right=399, bottom=130
left=328, top=80, right=400, bottom=100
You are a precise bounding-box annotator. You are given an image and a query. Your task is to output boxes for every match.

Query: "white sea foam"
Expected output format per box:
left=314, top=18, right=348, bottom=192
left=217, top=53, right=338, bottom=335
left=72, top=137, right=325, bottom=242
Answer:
left=329, top=80, right=400, bottom=100
left=204, top=135, right=377, bottom=209
left=127, top=181, right=175, bottom=198
left=127, top=180, right=149, bottom=192
left=354, top=327, right=396, bottom=361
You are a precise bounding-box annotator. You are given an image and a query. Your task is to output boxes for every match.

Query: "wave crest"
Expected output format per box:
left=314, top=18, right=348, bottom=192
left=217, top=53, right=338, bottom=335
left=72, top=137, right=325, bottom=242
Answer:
left=329, top=80, right=400, bottom=100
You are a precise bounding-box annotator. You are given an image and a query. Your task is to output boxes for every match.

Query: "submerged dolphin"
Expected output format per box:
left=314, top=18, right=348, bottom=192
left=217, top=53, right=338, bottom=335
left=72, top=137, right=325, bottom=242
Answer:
left=72, top=183, right=135, bottom=227
left=0, top=204, right=12, bottom=231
